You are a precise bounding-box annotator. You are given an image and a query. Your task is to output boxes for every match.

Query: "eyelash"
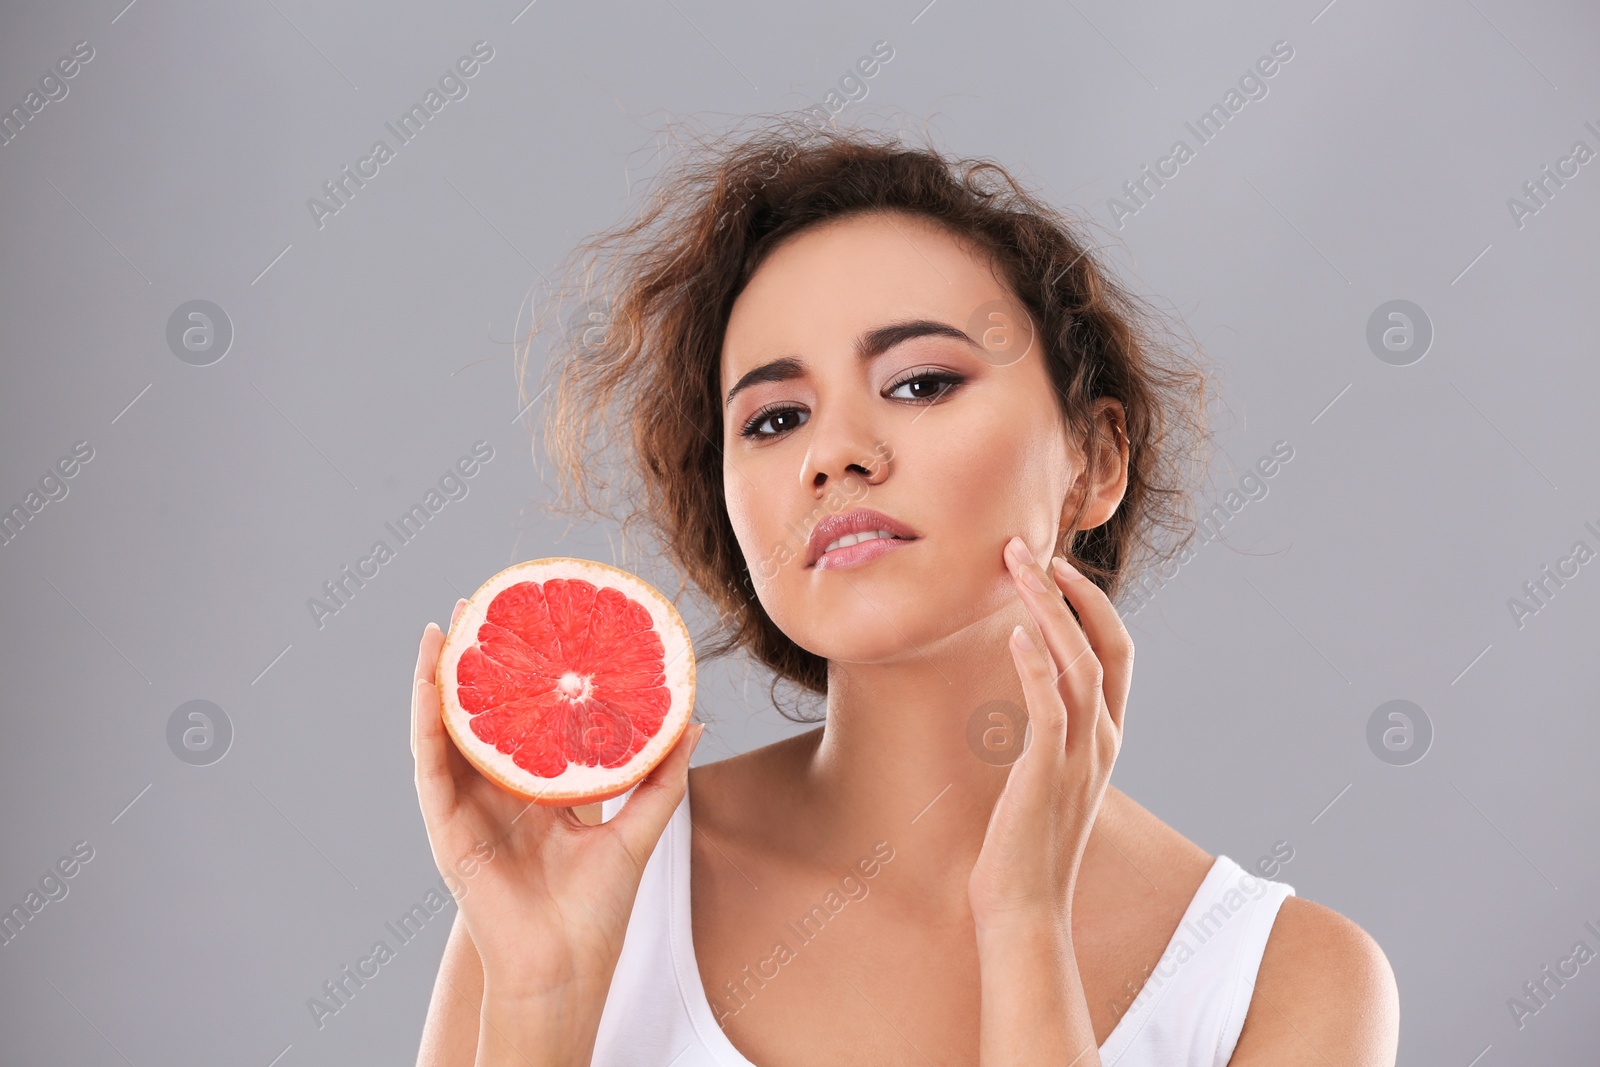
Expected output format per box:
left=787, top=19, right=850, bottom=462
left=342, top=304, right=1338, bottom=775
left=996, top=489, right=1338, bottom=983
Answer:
left=737, top=368, right=967, bottom=440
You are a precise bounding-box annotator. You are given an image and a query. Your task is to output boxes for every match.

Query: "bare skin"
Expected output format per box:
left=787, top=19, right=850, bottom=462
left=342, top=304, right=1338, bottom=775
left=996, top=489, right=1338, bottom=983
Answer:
left=414, top=210, right=1398, bottom=1065
left=681, top=734, right=1395, bottom=1065
left=420, top=745, right=1394, bottom=1065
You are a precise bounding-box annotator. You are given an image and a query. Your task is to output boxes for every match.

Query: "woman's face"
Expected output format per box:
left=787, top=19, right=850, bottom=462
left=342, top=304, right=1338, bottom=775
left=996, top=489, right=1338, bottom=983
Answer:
left=719, top=210, right=1097, bottom=666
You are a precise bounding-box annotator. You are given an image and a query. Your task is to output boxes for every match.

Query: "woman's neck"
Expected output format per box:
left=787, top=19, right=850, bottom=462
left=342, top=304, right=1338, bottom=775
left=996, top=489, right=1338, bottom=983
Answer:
left=791, top=610, right=1028, bottom=917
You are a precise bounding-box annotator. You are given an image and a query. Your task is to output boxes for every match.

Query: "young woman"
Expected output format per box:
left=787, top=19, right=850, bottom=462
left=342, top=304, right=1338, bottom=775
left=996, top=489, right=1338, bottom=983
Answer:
left=410, top=119, right=1399, bottom=1066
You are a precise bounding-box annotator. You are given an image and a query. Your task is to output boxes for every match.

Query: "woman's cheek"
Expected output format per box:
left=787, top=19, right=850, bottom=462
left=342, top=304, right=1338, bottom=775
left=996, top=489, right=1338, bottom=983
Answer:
left=938, top=432, right=1029, bottom=532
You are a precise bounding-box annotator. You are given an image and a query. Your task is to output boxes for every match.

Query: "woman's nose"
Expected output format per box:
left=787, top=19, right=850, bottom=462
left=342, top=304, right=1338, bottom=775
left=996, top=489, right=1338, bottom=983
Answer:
left=799, top=410, right=890, bottom=495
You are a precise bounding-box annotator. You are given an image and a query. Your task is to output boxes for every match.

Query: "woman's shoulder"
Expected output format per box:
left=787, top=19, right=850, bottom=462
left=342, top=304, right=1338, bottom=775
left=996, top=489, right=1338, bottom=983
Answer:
left=1096, top=785, right=1215, bottom=874
left=1096, top=787, right=1394, bottom=970
left=682, top=728, right=818, bottom=837
left=1078, top=787, right=1217, bottom=952
left=1229, top=894, right=1399, bottom=1064
left=1099, top=789, right=1398, bottom=1062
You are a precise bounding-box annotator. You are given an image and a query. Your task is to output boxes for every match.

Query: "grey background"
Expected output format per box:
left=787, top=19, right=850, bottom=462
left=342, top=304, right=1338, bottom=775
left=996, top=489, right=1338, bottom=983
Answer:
left=1, top=0, right=1596, bottom=1063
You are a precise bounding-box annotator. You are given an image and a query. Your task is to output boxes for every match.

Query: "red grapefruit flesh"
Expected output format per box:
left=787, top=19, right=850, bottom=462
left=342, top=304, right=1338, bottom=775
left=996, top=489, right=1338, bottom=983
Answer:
left=435, top=557, right=696, bottom=806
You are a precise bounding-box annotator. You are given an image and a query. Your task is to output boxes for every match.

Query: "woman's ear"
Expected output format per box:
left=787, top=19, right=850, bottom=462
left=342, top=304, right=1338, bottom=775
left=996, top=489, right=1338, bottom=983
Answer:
left=1061, top=398, right=1129, bottom=533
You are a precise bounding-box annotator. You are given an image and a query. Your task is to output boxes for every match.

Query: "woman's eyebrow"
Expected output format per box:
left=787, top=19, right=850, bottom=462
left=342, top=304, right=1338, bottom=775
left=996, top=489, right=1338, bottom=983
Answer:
left=724, top=318, right=979, bottom=409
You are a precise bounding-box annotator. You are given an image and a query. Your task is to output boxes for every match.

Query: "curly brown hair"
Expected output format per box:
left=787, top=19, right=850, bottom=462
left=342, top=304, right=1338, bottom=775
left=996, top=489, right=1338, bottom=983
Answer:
left=520, top=114, right=1212, bottom=721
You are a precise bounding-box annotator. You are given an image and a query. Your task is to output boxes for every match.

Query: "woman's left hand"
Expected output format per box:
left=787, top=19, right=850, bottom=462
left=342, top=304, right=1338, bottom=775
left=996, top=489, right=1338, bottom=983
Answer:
left=968, top=534, right=1135, bottom=1065
left=969, top=534, right=1134, bottom=927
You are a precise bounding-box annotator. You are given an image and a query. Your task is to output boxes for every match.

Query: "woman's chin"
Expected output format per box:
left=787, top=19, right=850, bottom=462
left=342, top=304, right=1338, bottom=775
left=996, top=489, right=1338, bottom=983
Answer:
left=788, top=606, right=976, bottom=666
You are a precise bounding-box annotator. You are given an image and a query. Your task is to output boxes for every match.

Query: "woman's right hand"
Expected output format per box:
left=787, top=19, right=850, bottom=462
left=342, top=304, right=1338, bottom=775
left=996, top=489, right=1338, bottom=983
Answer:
left=411, top=599, right=704, bottom=1063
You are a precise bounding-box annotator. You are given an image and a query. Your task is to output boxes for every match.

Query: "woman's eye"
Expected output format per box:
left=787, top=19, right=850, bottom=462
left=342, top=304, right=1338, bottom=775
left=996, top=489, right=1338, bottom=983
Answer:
left=742, top=407, right=808, bottom=438
left=739, top=372, right=964, bottom=440
left=886, top=371, right=964, bottom=402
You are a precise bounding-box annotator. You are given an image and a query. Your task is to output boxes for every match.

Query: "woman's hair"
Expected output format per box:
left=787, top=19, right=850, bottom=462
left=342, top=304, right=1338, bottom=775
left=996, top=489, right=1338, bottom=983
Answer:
left=522, top=114, right=1211, bottom=719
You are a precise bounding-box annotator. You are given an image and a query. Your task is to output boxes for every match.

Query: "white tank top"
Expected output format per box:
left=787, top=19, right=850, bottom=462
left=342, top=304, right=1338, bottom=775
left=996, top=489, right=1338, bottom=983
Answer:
left=593, top=786, right=1294, bottom=1066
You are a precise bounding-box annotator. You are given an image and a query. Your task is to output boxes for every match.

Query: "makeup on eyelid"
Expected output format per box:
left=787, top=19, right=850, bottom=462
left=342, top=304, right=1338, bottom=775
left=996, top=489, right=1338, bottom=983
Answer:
left=735, top=368, right=967, bottom=439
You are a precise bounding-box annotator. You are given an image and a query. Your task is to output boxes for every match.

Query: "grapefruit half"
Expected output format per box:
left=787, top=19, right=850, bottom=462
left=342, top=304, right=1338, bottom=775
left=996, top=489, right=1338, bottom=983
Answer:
left=436, top=557, right=696, bottom=806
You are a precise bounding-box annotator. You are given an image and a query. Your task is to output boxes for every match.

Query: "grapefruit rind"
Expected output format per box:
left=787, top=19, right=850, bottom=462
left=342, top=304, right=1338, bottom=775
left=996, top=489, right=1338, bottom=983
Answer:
left=435, top=557, right=696, bottom=806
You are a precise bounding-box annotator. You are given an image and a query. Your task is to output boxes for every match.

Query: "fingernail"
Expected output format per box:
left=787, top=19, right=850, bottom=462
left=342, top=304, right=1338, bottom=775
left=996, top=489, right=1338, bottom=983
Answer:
left=1052, top=556, right=1081, bottom=580
left=1008, top=535, right=1035, bottom=567
left=1009, top=545, right=1049, bottom=594
left=1012, top=623, right=1035, bottom=651
left=689, top=723, right=706, bottom=754
left=426, top=622, right=440, bottom=634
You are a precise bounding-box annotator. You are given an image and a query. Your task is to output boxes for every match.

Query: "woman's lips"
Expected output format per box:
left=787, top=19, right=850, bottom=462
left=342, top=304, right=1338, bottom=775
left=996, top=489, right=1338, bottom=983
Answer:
left=813, top=533, right=917, bottom=571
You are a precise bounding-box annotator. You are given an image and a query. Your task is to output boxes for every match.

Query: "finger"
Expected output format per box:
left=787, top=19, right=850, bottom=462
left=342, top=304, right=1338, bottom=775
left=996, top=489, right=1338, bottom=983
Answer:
left=1005, top=536, right=1100, bottom=705
left=437, top=599, right=479, bottom=779
left=608, top=722, right=705, bottom=871
left=1007, top=623, right=1068, bottom=772
left=1049, top=556, right=1134, bottom=731
left=413, top=622, right=458, bottom=820
left=411, top=618, right=437, bottom=759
